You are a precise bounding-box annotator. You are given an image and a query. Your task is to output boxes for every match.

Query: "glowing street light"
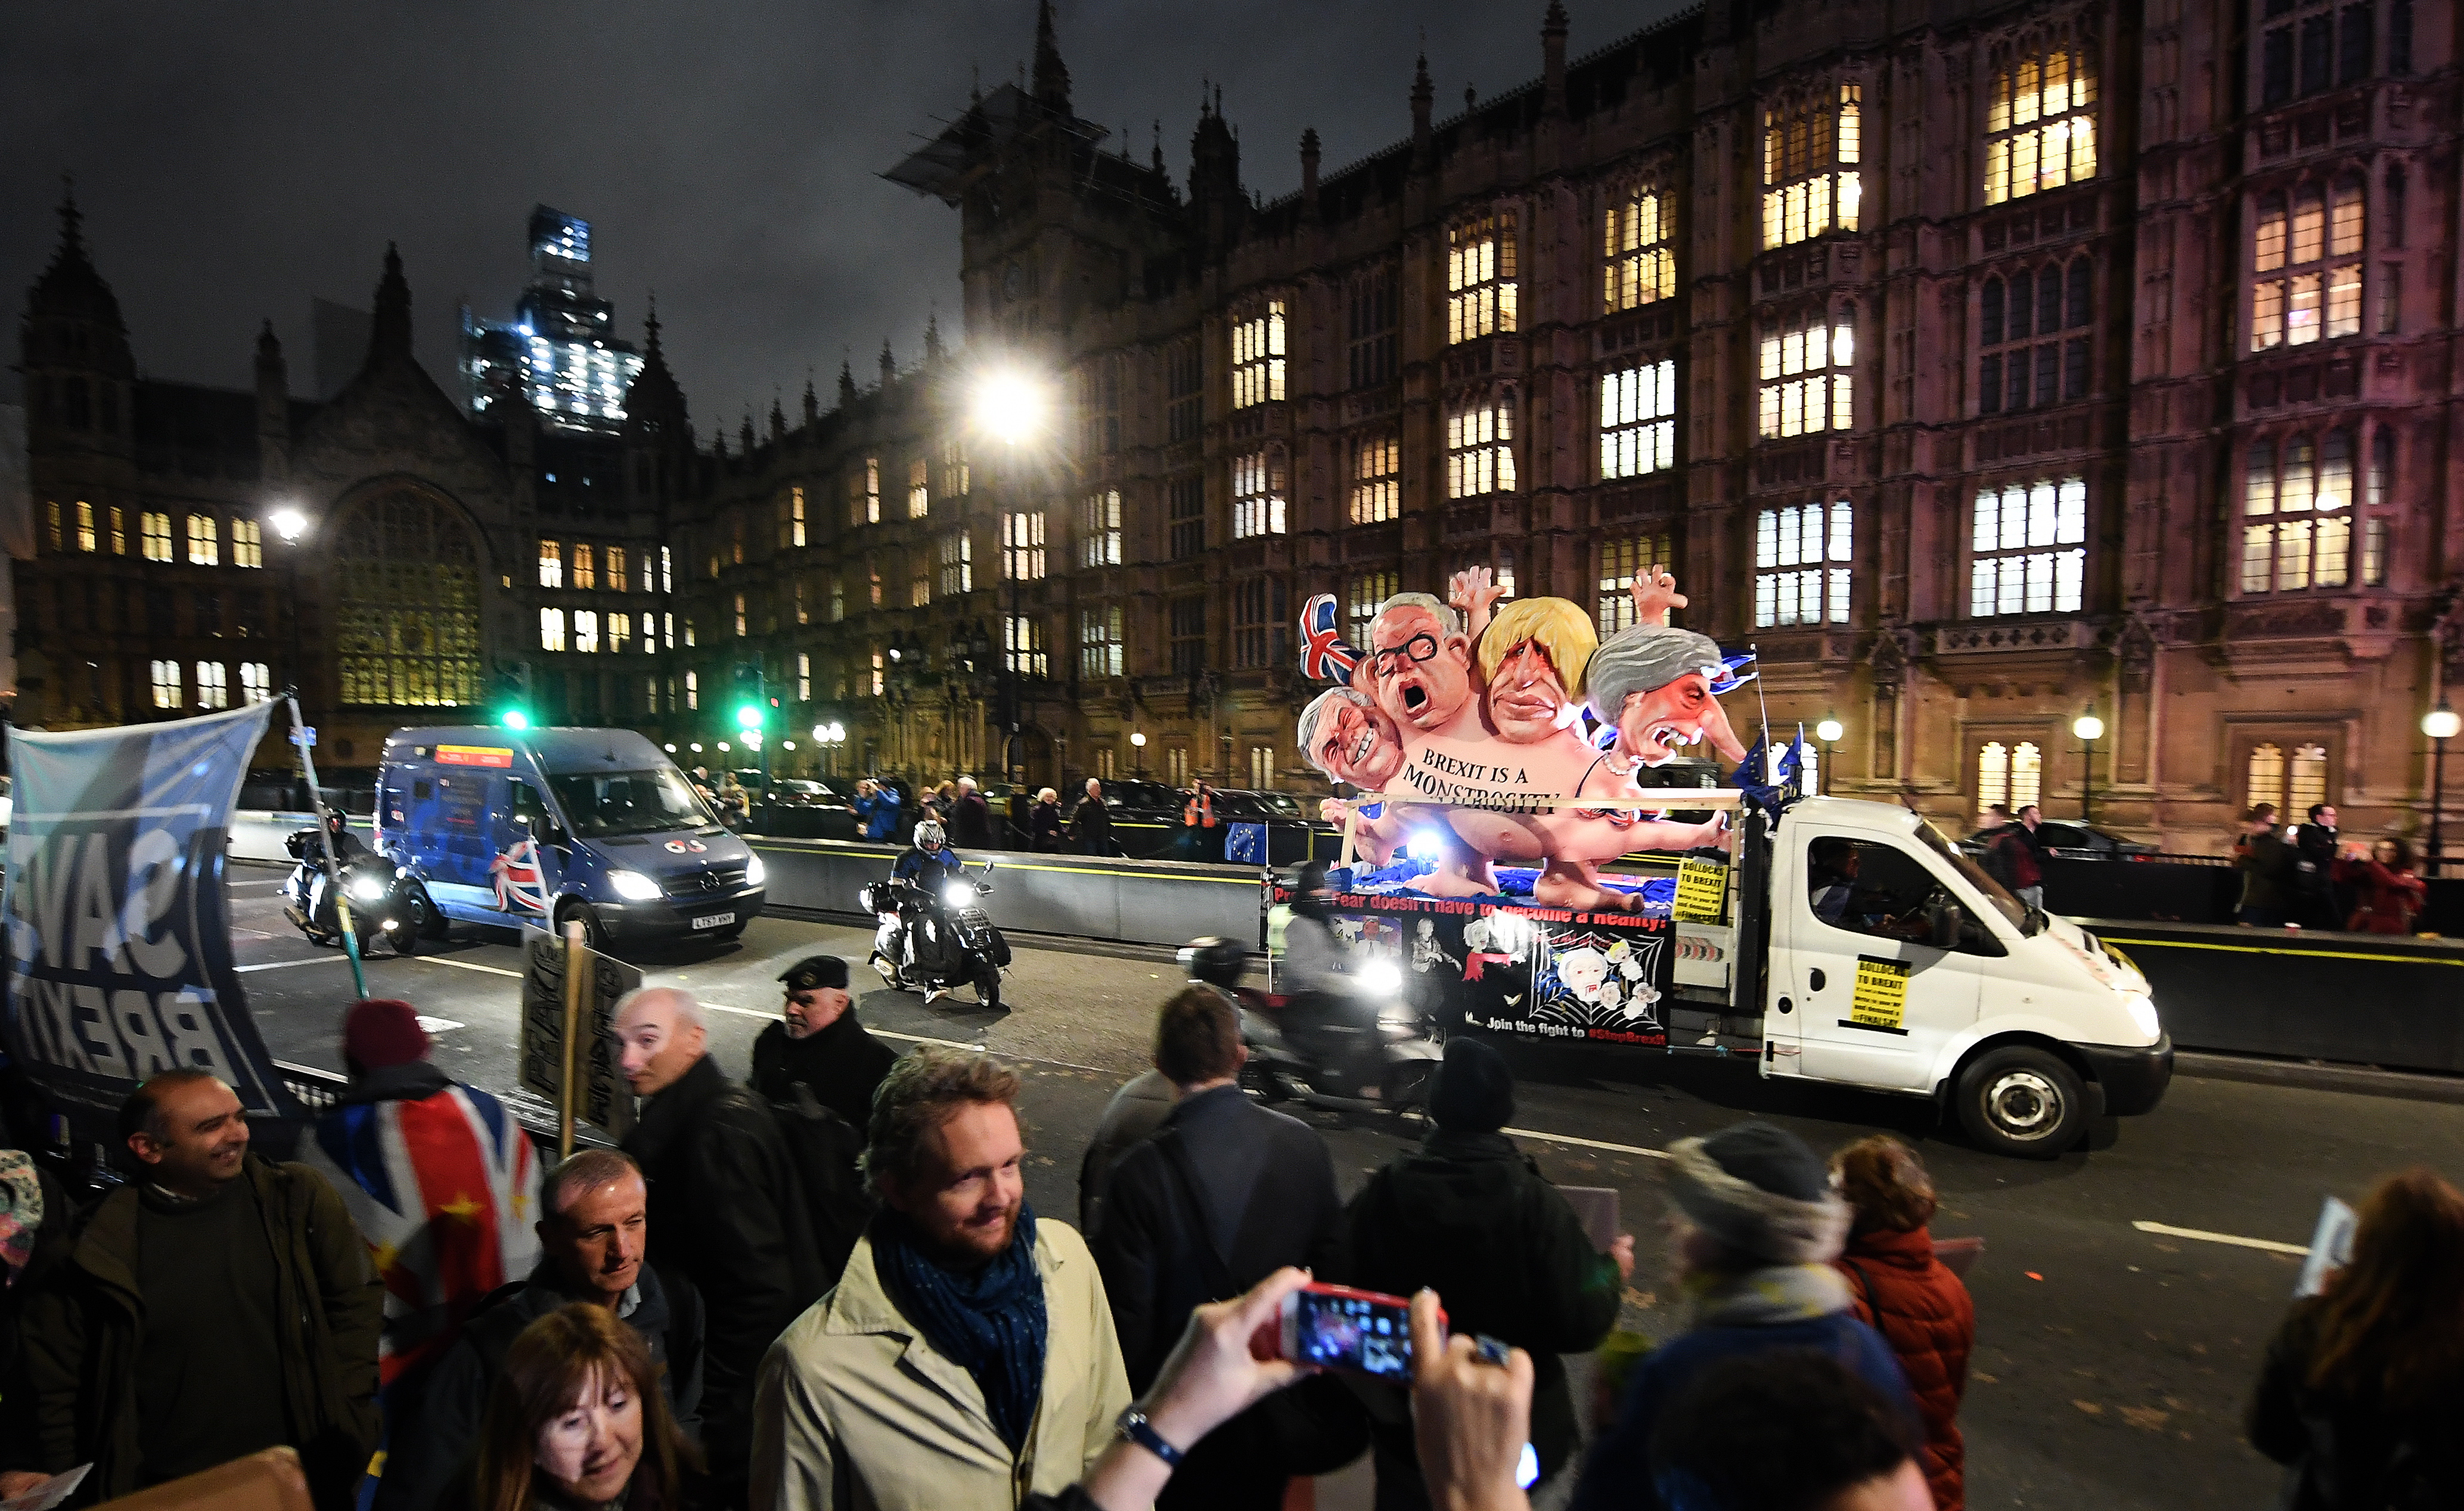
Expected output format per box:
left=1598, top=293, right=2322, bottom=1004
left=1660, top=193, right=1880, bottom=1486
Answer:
left=269, top=507, right=308, bottom=542
left=1814, top=716, right=1844, bottom=796
left=970, top=367, right=1048, bottom=445
left=2073, top=708, right=2105, bottom=826
left=2425, top=701, right=2460, bottom=876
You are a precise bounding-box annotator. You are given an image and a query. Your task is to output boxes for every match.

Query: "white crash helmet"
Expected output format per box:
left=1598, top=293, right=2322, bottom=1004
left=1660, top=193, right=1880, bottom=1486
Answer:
left=914, top=820, right=947, bottom=852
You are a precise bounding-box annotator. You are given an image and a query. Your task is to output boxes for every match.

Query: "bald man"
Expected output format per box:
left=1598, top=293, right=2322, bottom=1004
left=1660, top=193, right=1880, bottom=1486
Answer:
left=616, top=987, right=818, bottom=1505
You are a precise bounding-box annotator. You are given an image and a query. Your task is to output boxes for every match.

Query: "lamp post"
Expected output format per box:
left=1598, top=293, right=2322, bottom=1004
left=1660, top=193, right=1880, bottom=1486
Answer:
left=2424, top=701, right=2460, bottom=877
left=971, top=366, right=1049, bottom=796
left=1814, top=716, right=1844, bottom=796
left=2072, top=709, right=2106, bottom=827
left=814, top=721, right=847, bottom=778
left=1129, top=729, right=1147, bottom=776
left=268, top=507, right=309, bottom=717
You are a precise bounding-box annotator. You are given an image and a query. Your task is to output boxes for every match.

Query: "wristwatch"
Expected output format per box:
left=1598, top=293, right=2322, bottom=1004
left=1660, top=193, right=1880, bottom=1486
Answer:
left=1114, top=1407, right=1185, bottom=1467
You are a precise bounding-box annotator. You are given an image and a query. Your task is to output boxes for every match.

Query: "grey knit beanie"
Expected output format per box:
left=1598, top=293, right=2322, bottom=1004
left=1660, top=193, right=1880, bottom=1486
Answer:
left=1664, top=1121, right=1852, bottom=1266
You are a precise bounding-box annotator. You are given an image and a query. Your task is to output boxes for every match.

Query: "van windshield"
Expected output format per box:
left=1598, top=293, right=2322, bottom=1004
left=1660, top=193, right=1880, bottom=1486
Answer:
left=1911, top=818, right=2035, bottom=935
left=549, top=770, right=718, bottom=837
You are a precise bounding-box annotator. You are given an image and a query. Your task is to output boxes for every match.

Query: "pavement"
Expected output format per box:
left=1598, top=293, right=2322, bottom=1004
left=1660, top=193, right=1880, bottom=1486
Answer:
left=222, top=860, right=2464, bottom=1510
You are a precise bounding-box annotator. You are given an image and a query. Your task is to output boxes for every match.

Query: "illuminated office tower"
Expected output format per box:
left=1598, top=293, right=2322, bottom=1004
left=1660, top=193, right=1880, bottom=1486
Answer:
left=461, top=204, right=644, bottom=433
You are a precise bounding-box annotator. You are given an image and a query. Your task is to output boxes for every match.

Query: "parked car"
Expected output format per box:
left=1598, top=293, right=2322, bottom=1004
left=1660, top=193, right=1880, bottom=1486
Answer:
left=1962, top=820, right=2159, bottom=858
left=765, top=777, right=851, bottom=808
left=1098, top=777, right=1189, bottom=823
left=1213, top=789, right=1305, bottom=821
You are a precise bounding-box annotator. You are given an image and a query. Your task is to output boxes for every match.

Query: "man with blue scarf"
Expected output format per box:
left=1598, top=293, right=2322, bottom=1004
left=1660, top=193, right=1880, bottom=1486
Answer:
left=753, top=1047, right=1132, bottom=1511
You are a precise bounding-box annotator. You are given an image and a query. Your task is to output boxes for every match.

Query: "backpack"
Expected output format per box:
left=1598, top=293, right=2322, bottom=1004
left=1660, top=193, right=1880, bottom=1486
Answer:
left=766, top=1081, right=873, bottom=1289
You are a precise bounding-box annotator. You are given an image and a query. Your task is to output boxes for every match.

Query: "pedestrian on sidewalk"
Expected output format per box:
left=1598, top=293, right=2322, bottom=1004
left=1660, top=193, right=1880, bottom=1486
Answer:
left=616, top=988, right=819, bottom=1507
left=1029, top=789, right=1066, bottom=853
left=2248, top=1166, right=2464, bottom=1509
left=20, top=1072, right=383, bottom=1510
left=1976, top=806, right=2043, bottom=915
left=2235, top=805, right=2295, bottom=926
left=751, top=1047, right=1131, bottom=1511
left=466, top=1303, right=703, bottom=1511
left=751, top=956, right=897, bottom=1131
left=1647, top=1349, right=1931, bottom=1511
left=1830, top=1135, right=1975, bottom=1511
left=2292, top=803, right=2344, bottom=929
left=1076, top=1067, right=1174, bottom=1236
left=1072, top=779, right=1116, bottom=857
left=854, top=779, right=902, bottom=843
left=949, top=777, right=995, bottom=850
left=1343, top=1038, right=1633, bottom=1509
left=1090, top=987, right=1355, bottom=1511
left=377, top=1150, right=705, bottom=1511
left=300, top=999, right=542, bottom=1392
left=0, top=1149, right=80, bottom=1500
left=1571, top=1120, right=1914, bottom=1511
left=2335, top=837, right=2428, bottom=935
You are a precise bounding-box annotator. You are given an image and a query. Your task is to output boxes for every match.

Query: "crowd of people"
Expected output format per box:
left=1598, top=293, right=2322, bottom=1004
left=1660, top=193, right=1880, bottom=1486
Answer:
left=0, top=972, right=2457, bottom=1511
left=2233, top=802, right=2433, bottom=933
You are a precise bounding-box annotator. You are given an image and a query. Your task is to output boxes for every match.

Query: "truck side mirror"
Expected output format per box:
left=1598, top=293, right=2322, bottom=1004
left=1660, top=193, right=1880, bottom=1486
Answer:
left=1929, top=900, right=1965, bottom=951
left=527, top=813, right=568, bottom=847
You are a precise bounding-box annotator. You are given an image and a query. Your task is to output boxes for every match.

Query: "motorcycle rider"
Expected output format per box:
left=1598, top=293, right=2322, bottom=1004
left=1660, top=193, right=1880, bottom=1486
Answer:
left=1276, top=861, right=1385, bottom=1095
left=872, top=820, right=963, bottom=995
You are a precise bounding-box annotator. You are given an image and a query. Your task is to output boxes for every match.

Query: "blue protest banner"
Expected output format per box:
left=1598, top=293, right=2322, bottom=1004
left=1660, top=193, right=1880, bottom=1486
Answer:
left=3, top=703, right=300, bottom=1121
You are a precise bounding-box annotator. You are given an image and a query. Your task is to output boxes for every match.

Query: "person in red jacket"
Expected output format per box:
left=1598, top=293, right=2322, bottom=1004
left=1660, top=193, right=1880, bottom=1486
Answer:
left=2335, top=836, right=2429, bottom=934
left=1830, top=1134, right=1976, bottom=1511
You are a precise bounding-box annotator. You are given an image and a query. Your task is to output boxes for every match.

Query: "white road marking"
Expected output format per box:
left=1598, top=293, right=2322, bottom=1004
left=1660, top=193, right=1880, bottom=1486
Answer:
left=416, top=1016, right=465, bottom=1034
left=2131, top=1220, right=2310, bottom=1256
left=1502, top=1127, right=1669, bottom=1161
left=237, top=956, right=351, bottom=974
left=408, top=955, right=525, bottom=979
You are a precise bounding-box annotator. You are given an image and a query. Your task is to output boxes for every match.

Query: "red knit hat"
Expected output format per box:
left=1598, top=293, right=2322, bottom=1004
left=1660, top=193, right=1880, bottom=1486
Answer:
left=343, top=998, right=429, bottom=1070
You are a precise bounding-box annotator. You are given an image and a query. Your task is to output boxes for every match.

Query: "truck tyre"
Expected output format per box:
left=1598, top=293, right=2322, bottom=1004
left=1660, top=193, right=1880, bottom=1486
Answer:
left=411, top=885, right=450, bottom=941
left=556, top=901, right=608, bottom=954
left=1956, top=1045, right=2087, bottom=1159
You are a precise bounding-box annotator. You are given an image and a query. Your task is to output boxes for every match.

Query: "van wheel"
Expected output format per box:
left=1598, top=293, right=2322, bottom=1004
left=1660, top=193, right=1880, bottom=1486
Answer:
left=556, top=901, right=608, bottom=953
left=412, top=886, right=449, bottom=940
left=1956, top=1046, right=2087, bottom=1159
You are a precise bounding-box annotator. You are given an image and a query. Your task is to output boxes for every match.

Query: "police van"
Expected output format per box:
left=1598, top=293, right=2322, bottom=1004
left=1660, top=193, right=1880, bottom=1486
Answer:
left=377, top=727, right=766, bottom=948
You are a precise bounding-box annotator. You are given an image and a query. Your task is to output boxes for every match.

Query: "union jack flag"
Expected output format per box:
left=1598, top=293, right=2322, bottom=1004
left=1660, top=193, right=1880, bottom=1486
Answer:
left=1299, top=592, right=1362, bottom=683
left=300, top=1081, right=542, bottom=1386
left=490, top=839, right=551, bottom=914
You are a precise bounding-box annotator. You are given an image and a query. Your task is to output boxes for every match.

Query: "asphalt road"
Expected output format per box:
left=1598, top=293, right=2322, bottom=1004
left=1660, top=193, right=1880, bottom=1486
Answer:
left=223, top=860, right=2464, bottom=1510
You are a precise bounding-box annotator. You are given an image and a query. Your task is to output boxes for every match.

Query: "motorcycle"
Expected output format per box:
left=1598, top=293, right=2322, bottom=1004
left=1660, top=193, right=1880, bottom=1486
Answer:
left=861, top=863, right=1011, bottom=1009
left=280, top=827, right=439, bottom=956
left=1177, top=935, right=1447, bottom=1119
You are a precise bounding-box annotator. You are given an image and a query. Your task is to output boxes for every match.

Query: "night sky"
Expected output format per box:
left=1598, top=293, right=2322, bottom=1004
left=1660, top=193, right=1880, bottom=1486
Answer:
left=4, top=1, right=1681, bottom=432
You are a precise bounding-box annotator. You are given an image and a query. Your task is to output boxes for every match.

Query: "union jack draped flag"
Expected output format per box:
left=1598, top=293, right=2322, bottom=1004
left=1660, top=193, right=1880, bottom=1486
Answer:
left=1299, top=592, right=1363, bottom=683
left=489, top=839, right=551, bottom=914
left=301, top=1081, right=542, bottom=1386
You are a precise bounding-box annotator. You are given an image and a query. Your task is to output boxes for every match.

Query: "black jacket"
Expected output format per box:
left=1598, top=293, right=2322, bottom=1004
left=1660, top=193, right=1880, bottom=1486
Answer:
left=0, top=1161, right=79, bottom=1473
left=622, top=1055, right=818, bottom=1484
left=749, top=1012, right=898, bottom=1132
left=2249, top=1298, right=2464, bottom=1509
left=1340, top=1130, right=1624, bottom=1499
left=949, top=792, right=995, bottom=848
left=1092, top=1085, right=1343, bottom=1389
left=1070, top=797, right=1115, bottom=856
left=1030, top=802, right=1066, bottom=853
left=1076, top=1070, right=1176, bottom=1235
left=375, top=1260, right=705, bottom=1511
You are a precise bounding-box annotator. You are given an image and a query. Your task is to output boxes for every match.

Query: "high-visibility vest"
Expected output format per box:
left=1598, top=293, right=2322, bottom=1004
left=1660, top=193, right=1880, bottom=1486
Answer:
left=1186, top=791, right=1217, bottom=827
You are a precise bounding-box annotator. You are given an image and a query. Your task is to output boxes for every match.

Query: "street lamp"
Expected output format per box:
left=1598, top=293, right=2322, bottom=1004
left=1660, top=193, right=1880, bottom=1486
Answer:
left=1130, top=730, right=1147, bottom=776
left=2424, top=700, right=2460, bottom=877
left=971, top=361, right=1054, bottom=794
left=1814, top=715, right=1844, bottom=796
left=265, top=507, right=311, bottom=705
left=2072, top=709, right=2106, bottom=827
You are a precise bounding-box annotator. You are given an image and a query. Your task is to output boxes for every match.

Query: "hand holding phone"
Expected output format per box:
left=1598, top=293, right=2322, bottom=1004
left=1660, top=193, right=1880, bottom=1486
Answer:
left=1277, top=1282, right=1428, bottom=1380
left=1407, top=1290, right=1537, bottom=1511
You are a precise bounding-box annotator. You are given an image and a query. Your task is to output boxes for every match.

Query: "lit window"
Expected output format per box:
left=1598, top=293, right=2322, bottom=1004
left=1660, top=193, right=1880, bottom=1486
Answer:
left=1233, top=577, right=1287, bottom=668
left=686, top=670, right=699, bottom=709
left=735, top=593, right=749, bottom=636
left=609, top=613, right=634, bottom=653
left=1232, top=456, right=1287, bottom=538
left=828, top=574, right=845, bottom=622
left=539, top=540, right=564, bottom=588
left=1080, top=604, right=1125, bottom=679
left=908, top=457, right=929, bottom=519
left=232, top=518, right=263, bottom=568
left=797, top=652, right=812, bottom=701
left=539, top=607, right=567, bottom=651
left=1083, top=490, right=1125, bottom=563
left=1351, top=435, right=1400, bottom=523
left=606, top=545, right=628, bottom=592
left=794, top=578, right=808, bottom=625
left=870, top=652, right=885, bottom=697
left=194, top=662, right=229, bottom=710
left=1605, top=184, right=1677, bottom=312
left=1249, top=746, right=1277, bottom=789
left=570, top=611, right=598, bottom=653
left=1004, top=512, right=1047, bottom=580
left=731, top=515, right=745, bottom=566
left=573, top=542, right=596, bottom=589
left=1978, top=259, right=2093, bottom=413
left=1754, top=499, right=1853, bottom=628
left=866, top=458, right=883, bottom=523
left=1596, top=534, right=1672, bottom=634
left=659, top=547, right=672, bottom=594
left=75, top=500, right=97, bottom=553
left=150, top=660, right=182, bottom=710
left=790, top=485, right=808, bottom=546
left=141, top=512, right=172, bottom=561
left=1762, top=83, right=1863, bottom=249
left=910, top=564, right=930, bottom=607
left=1975, top=741, right=2044, bottom=824
left=940, top=441, right=969, bottom=499
left=2242, top=430, right=2354, bottom=592
left=1969, top=477, right=2087, bottom=616
left=2247, top=741, right=2333, bottom=817
left=108, top=505, right=126, bottom=555
left=187, top=515, right=220, bottom=566
left=1007, top=615, right=1047, bottom=677
left=1984, top=42, right=2098, bottom=204
left=1231, top=301, right=1288, bottom=408
left=1447, top=211, right=1518, bottom=343
left=1601, top=359, right=1678, bottom=479
left=2251, top=176, right=2365, bottom=350
left=2361, top=517, right=2389, bottom=585
left=240, top=662, right=272, bottom=703
left=1757, top=310, right=1855, bottom=439
left=939, top=531, right=973, bottom=597
left=43, top=501, right=59, bottom=552
left=1347, top=571, right=1398, bottom=647
left=1446, top=398, right=1516, bottom=498
left=868, top=558, right=883, bottom=607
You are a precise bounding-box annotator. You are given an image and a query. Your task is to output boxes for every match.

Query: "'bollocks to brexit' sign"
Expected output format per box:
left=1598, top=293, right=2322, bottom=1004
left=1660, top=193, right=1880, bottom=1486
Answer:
left=3, top=704, right=299, bottom=1120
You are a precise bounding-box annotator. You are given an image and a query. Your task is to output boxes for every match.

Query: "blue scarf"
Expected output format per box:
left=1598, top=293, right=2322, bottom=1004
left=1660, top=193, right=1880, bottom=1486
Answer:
left=878, top=1203, right=1049, bottom=1453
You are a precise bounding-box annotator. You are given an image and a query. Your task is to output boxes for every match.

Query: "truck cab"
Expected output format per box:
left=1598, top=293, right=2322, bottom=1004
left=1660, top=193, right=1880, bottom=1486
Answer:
left=377, top=727, right=766, bottom=949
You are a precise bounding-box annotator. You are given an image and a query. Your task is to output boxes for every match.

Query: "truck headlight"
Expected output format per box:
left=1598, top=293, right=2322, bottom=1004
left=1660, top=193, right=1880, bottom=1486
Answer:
left=607, top=870, right=665, bottom=902
left=2124, top=992, right=2161, bottom=1041
left=744, top=854, right=765, bottom=887
left=346, top=874, right=386, bottom=902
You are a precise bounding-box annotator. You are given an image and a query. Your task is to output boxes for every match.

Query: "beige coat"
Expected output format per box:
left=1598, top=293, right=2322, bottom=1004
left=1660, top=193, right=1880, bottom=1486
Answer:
left=752, top=1221, right=1133, bottom=1511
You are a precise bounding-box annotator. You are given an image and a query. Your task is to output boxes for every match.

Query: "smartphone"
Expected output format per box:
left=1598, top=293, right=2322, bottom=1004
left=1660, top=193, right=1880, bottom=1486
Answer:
left=1278, top=1282, right=1429, bottom=1380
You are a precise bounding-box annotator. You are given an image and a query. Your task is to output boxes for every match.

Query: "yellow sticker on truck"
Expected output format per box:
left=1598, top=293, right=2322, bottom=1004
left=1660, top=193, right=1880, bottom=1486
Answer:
left=1847, top=955, right=1911, bottom=1034
left=1674, top=857, right=1729, bottom=924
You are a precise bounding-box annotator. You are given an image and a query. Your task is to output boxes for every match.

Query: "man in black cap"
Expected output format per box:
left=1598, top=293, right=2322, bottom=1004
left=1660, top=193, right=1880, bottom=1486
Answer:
left=750, top=954, right=898, bottom=1130
left=1340, top=1037, right=1635, bottom=1509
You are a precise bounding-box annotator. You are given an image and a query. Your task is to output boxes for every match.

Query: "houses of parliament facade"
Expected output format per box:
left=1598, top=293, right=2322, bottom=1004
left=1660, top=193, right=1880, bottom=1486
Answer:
left=15, top=0, right=2464, bottom=854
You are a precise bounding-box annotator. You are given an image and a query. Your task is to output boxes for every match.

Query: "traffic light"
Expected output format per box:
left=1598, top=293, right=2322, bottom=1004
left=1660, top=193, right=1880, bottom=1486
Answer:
left=494, top=663, right=534, bottom=731
left=733, top=664, right=765, bottom=731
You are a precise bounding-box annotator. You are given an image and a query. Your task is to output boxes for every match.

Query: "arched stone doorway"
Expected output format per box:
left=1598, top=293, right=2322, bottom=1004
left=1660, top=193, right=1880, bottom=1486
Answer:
left=330, top=484, right=485, bottom=709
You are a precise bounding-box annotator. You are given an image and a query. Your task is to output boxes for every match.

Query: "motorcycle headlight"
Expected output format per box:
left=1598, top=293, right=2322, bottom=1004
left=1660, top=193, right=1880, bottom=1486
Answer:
left=607, top=869, right=665, bottom=902
left=744, top=854, right=766, bottom=887
left=346, top=874, right=386, bottom=902
left=1357, top=959, right=1404, bottom=996
left=943, top=883, right=972, bottom=911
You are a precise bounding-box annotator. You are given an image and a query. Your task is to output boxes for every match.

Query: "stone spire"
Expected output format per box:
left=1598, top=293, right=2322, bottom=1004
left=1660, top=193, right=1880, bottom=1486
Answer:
left=769, top=390, right=786, bottom=442
left=1543, top=1, right=1570, bottom=116
left=802, top=372, right=820, bottom=425
left=1299, top=127, right=1322, bottom=213
left=838, top=358, right=858, bottom=407
left=924, top=311, right=945, bottom=364
left=879, top=338, right=895, bottom=387
left=1031, top=0, right=1071, bottom=114
left=1411, top=51, right=1435, bottom=164
left=369, top=242, right=412, bottom=363
left=621, top=294, right=690, bottom=443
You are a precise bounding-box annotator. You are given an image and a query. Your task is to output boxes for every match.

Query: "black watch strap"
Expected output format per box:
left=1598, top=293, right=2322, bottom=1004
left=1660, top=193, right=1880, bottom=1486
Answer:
left=1115, top=1407, right=1184, bottom=1467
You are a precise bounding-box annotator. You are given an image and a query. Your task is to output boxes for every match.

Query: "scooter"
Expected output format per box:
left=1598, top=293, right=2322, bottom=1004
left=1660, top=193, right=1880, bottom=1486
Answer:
left=861, top=863, right=1011, bottom=1009
left=1177, top=935, right=1447, bottom=1119
left=280, top=827, right=439, bottom=956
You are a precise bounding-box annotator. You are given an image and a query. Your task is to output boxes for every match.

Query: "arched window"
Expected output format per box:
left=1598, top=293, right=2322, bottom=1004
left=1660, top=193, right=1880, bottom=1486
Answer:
left=1984, top=39, right=2097, bottom=204
left=2242, top=432, right=2353, bottom=594
left=2252, top=175, right=2363, bottom=349
left=331, top=487, right=485, bottom=708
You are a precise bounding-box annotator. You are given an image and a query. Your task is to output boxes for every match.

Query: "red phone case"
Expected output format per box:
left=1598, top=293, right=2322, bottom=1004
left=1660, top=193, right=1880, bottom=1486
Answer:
left=1277, top=1282, right=1443, bottom=1362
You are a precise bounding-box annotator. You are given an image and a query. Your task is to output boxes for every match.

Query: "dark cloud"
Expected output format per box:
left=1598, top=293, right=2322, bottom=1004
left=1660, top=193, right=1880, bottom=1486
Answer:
left=4, top=1, right=1672, bottom=424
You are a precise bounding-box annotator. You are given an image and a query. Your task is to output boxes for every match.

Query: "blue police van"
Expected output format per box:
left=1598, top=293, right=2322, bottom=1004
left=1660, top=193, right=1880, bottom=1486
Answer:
left=376, top=726, right=766, bottom=948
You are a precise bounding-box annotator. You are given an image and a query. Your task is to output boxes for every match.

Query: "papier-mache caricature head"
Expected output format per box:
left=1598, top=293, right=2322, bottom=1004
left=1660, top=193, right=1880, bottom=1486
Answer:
left=1585, top=625, right=1750, bottom=768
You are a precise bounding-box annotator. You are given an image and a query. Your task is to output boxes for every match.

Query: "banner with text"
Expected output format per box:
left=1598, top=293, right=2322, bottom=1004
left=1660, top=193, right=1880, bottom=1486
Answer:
left=3, top=704, right=297, bottom=1119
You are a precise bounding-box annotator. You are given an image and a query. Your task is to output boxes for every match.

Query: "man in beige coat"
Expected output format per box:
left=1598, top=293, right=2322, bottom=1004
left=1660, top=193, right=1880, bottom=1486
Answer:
left=752, top=1047, right=1131, bottom=1511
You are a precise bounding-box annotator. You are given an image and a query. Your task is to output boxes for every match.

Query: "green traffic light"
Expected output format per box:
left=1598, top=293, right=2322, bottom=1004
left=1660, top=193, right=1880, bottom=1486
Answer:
left=501, top=709, right=531, bottom=731
left=735, top=703, right=762, bottom=730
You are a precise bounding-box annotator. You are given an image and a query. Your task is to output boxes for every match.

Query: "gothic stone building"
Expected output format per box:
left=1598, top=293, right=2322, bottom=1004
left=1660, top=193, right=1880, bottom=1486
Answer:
left=16, top=0, right=2464, bottom=857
